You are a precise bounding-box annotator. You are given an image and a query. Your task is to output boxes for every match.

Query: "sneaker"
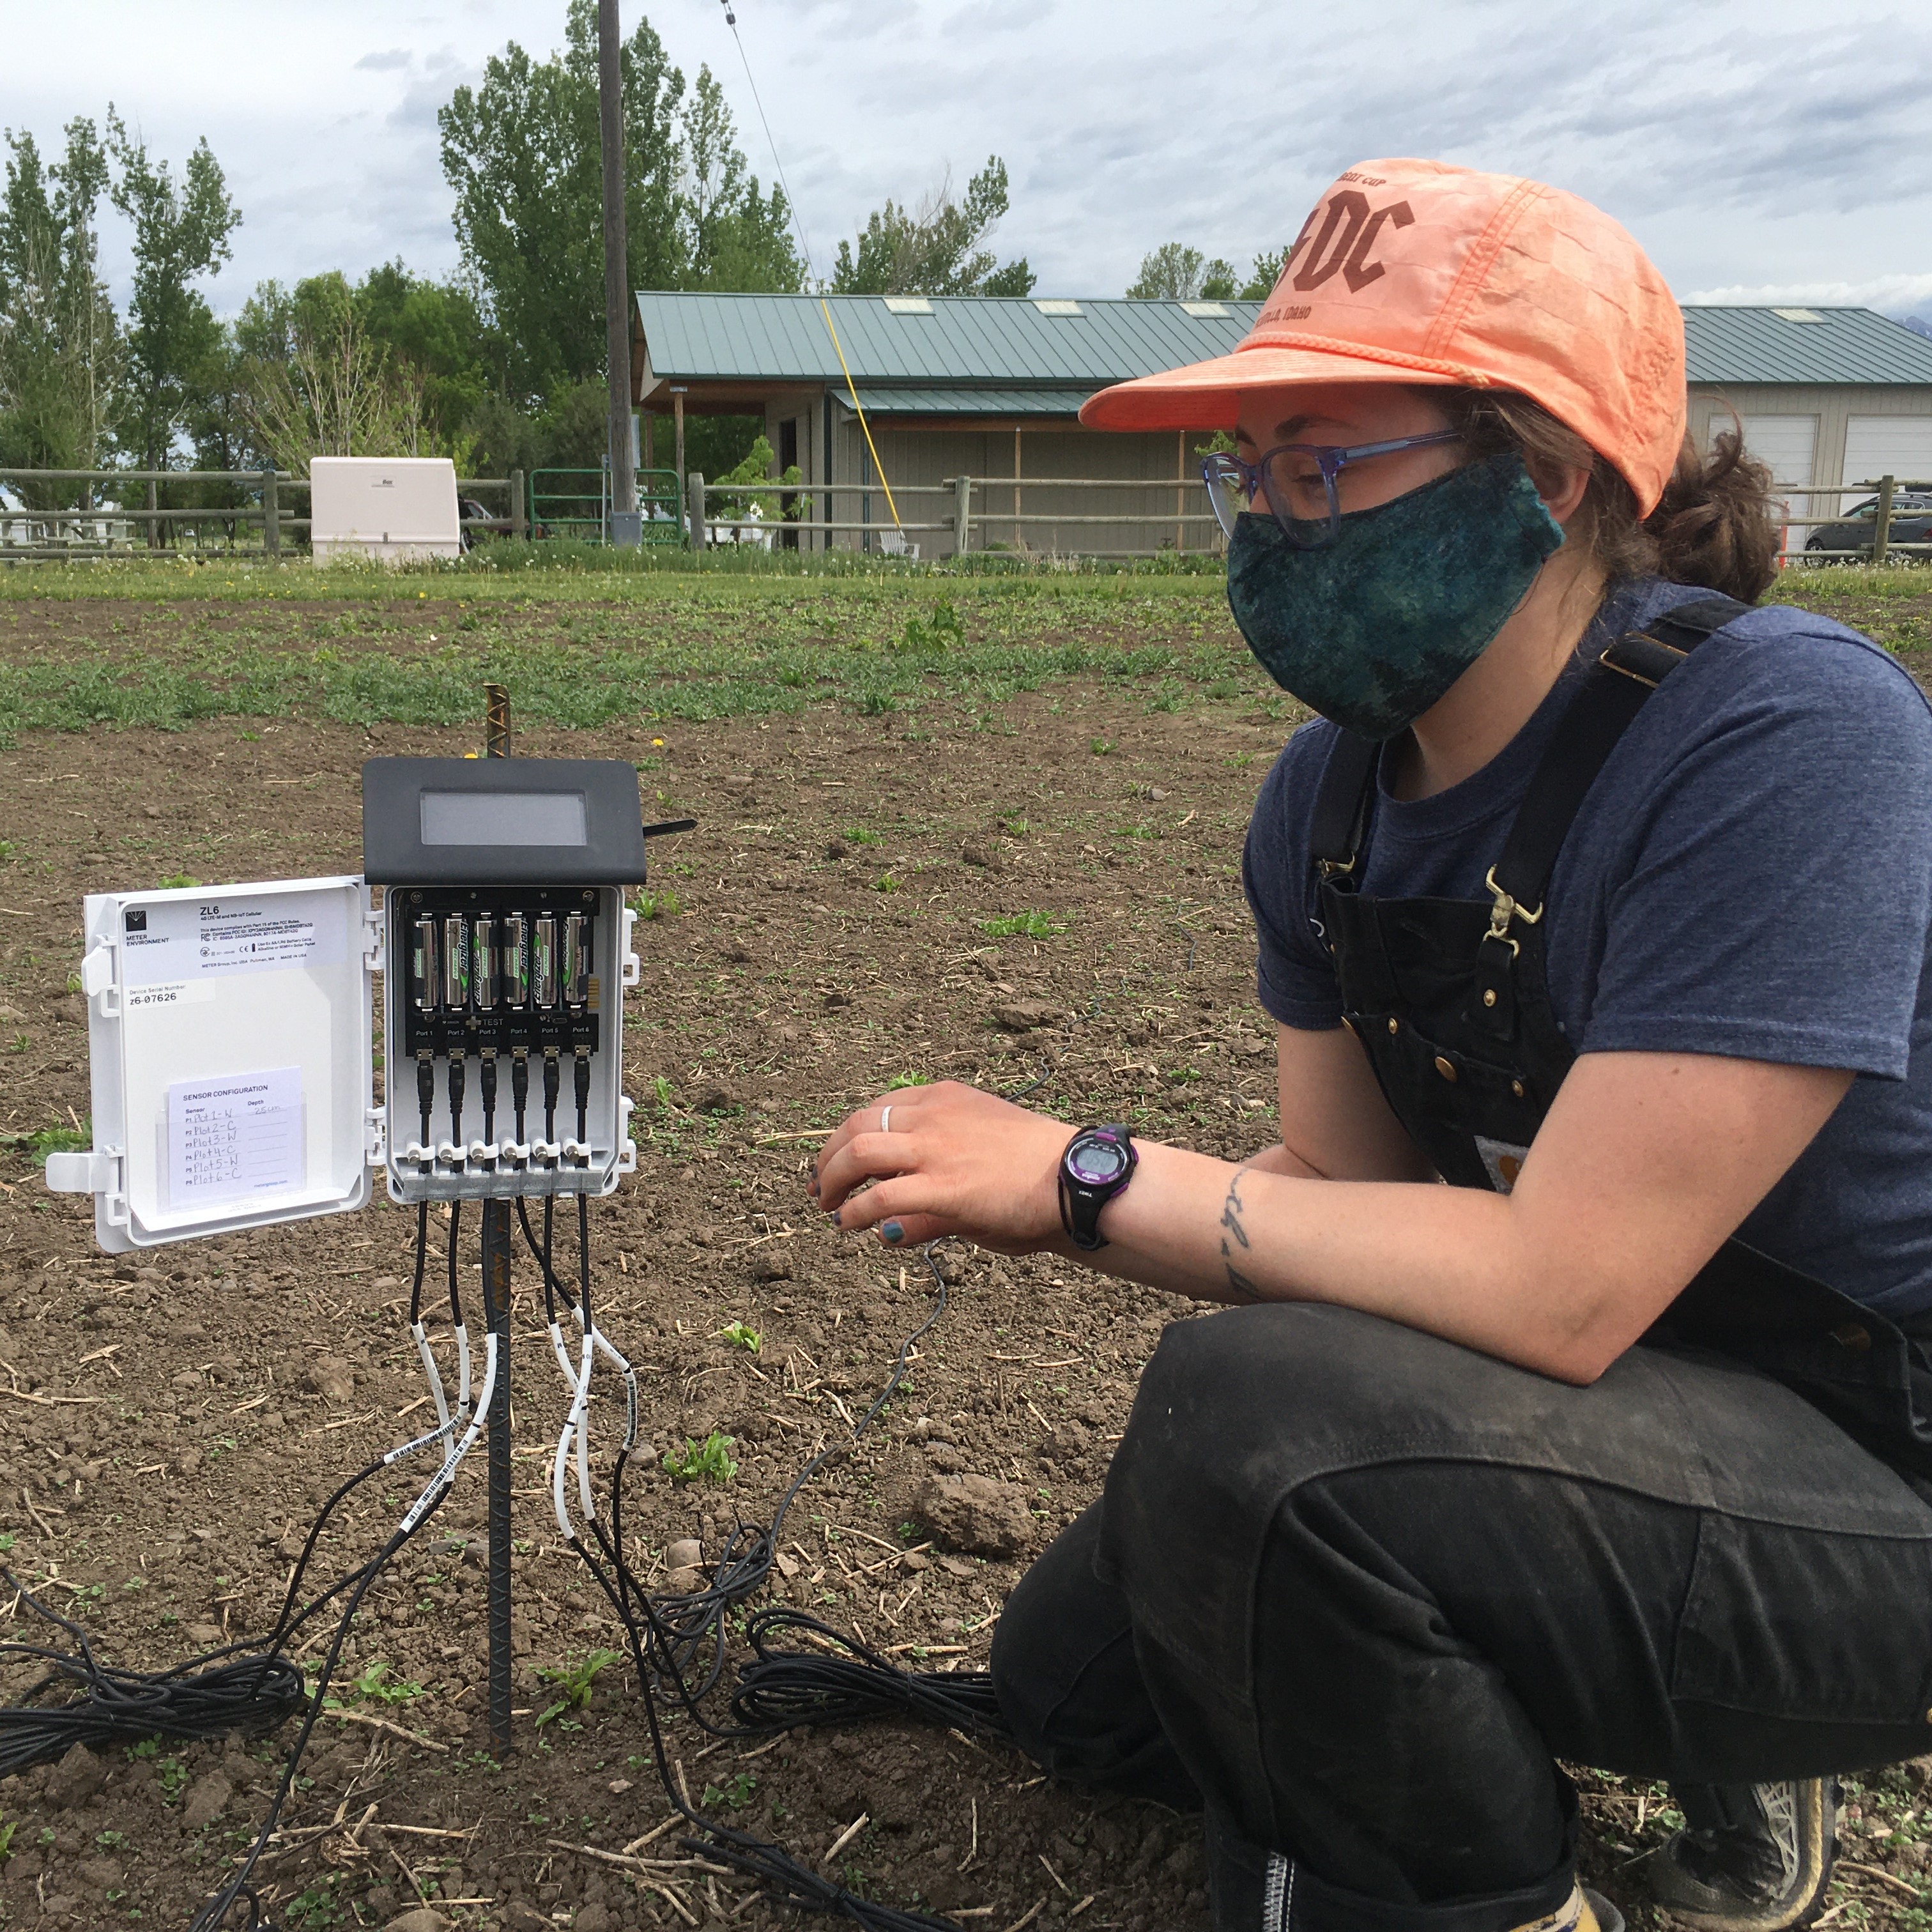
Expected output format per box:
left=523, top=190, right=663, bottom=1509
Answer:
left=1648, top=1779, right=1838, bottom=1931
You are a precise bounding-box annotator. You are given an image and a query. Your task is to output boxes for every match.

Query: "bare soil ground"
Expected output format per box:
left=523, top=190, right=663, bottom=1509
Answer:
left=0, top=578, right=1929, bottom=1932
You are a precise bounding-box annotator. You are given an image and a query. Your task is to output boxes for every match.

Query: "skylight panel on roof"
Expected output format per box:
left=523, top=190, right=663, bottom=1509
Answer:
left=1180, top=300, right=1229, bottom=317
left=883, top=296, right=933, bottom=315
left=1772, top=307, right=1825, bottom=323
left=1034, top=299, right=1082, bottom=316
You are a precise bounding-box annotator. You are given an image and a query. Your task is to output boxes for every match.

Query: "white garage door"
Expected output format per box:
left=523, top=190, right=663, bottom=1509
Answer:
left=1842, top=417, right=1932, bottom=514
left=1733, top=415, right=1817, bottom=548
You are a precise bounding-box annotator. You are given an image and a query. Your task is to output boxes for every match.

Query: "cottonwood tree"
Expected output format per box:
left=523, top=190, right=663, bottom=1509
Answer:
left=830, top=157, right=1034, bottom=298
left=106, top=110, right=239, bottom=473
left=1126, top=242, right=1289, bottom=302
left=439, top=0, right=799, bottom=398
left=0, top=118, right=119, bottom=507
left=1127, top=243, right=1234, bottom=302
left=235, top=273, right=429, bottom=475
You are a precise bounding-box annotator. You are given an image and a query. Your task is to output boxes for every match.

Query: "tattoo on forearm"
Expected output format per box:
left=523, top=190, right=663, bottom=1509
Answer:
left=1220, top=1166, right=1259, bottom=1300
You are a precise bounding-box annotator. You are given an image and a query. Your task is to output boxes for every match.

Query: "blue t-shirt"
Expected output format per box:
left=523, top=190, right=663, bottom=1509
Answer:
left=1241, top=575, right=1932, bottom=1317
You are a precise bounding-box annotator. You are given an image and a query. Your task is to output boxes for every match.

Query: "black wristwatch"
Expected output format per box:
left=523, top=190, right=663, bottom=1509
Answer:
left=1058, top=1124, right=1138, bottom=1251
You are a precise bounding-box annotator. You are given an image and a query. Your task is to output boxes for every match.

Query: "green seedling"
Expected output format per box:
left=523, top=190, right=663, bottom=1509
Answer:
left=157, top=874, right=200, bottom=890
left=664, top=1431, right=737, bottom=1485
left=885, top=1071, right=930, bottom=1090
left=842, top=825, right=882, bottom=846
left=703, top=1770, right=758, bottom=1811
left=652, top=1073, right=675, bottom=1110
left=873, top=872, right=901, bottom=894
left=717, top=1321, right=762, bottom=1354
left=632, top=887, right=682, bottom=921
left=1089, top=737, right=1117, bottom=756
left=535, top=1646, right=622, bottom=1726
left=0, top=1819, right=13, bottom=1860
left=979, top=911, right=1066, bottom=939
left=894, top=599, right=963, bottom=654
left=335, top=1659, right=422, bottom=1706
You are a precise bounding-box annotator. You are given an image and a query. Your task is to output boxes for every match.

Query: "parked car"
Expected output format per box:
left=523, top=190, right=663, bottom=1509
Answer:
left=1804, top=491, right=1932, bottom=558
left=457, top=494, right=498, bottom=548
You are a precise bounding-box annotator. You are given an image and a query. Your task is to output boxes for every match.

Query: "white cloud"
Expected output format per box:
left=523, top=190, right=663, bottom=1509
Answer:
left=3, top=0, right=1928, bottom=311
left=1685, top=273, right=1932, bottom=318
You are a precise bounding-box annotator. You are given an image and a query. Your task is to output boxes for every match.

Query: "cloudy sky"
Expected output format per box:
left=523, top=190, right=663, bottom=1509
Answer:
left=6, top=0, right=1931, bottom=317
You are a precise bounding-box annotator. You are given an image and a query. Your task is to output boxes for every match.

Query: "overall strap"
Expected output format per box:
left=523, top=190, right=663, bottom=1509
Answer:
left=1487, top=594, right=1749, bottom=923
left=1471, top=593, right=1749, bottom=1036
left=1309, top=731, right=1379, bottom=880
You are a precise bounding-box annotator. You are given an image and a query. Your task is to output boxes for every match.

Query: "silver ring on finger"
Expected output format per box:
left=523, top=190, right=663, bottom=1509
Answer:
left=879, top=1106, right=893, bottom=1135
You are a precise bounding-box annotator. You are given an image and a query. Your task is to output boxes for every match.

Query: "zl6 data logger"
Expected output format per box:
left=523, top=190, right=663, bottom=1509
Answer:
left=47, top=756, right=654, bottom=1247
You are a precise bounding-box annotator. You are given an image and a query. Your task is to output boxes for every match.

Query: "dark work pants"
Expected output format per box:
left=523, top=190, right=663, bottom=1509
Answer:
left=988, top=1303, right=1932, bottom=1932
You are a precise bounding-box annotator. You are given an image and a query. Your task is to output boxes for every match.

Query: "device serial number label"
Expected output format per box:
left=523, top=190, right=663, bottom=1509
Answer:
left=125, top=981, right=215, bottom=1010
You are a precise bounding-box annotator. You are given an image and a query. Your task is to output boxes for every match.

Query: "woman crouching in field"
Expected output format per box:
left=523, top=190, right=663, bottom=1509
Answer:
left=813, top=158, right=1932, bottom=1932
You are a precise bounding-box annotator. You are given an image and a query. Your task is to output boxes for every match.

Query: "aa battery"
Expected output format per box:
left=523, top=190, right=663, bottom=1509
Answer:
left=564, top=913, right=590, bottom=1008
left=413, top=917, right=440, bottom=1014
left=501, top=914, right=530, bottom=1007
left=472, top=913, right=497, bottom=1011
left=441, top=912, right=470, bottom=1012
left=532, top=915, right=558, bottom=1010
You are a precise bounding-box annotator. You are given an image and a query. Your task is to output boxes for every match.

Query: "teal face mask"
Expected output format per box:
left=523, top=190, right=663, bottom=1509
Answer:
left=1225, top=452, right=1565, bottom=741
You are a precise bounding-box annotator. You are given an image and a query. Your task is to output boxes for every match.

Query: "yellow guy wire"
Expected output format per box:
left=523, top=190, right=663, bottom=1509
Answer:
left=820, top=298, right=904, bottom=531
left=723, top=4, right=904, bottom=533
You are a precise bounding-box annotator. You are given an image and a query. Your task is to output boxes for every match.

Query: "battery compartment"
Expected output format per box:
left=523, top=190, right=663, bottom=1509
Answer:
left=383, top=884, right=635, bottom=1202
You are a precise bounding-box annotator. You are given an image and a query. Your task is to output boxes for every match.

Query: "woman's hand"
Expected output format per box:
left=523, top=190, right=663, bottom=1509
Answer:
left=812, top=1081, right=1073, bottom=1252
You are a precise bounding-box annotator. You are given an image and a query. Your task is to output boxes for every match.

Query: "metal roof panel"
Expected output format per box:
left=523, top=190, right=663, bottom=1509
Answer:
left=835, top=387, right=1100, bottom=416
left=638, top=295, right=1932, bottom=392
left=634, top=292, right=1261, bottom=385
left=1683, top=307, right=1932, bottom=385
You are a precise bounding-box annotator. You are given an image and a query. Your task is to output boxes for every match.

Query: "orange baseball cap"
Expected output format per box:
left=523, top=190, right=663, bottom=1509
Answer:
left=1081, top=158, right=1686, bottom=515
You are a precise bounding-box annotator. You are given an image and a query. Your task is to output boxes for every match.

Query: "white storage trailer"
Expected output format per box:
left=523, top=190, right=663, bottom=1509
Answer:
left=309, top=456, right=461, bottom=564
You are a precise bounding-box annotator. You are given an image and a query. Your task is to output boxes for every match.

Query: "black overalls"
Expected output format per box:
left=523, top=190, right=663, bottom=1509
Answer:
left=1310, top=593, right=1932, bottom=1480
left=992, top=595, right=1932, bottom=1932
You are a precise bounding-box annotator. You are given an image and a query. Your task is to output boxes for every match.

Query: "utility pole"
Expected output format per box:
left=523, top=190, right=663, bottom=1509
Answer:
left=599, top=0, right=641, bottom=547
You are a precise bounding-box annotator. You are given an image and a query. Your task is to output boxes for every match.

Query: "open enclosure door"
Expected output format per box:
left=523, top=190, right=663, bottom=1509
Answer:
left=45, top=877, right=381, bottom=1252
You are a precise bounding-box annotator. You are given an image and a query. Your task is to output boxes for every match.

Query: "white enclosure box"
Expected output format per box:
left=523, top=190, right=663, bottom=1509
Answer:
left=46, top=878, right=383, bottom=1252
left=310, top=456, right=461, bottom=565
left=45, top=875, right=640, bottom=1249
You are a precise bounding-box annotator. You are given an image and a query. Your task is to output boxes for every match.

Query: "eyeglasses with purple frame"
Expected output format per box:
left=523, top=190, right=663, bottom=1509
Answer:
left=1200, top=430, right=1464, bottom=548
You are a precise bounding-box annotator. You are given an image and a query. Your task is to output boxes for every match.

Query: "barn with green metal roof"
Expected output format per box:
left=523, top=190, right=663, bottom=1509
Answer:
left=1682, top=306, right=1932, bottom=545
left=630, top=291, right=1932, bottom=554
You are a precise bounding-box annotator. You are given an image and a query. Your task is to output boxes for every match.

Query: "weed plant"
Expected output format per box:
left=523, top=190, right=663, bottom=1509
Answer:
left=663, top=1431, right=737, bottom=1484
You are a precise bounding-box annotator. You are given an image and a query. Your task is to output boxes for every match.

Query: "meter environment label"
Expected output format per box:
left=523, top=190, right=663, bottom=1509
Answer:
left=167, top=1066, right=305, bottom=1209
left=124, top=891, right=348, bottom=989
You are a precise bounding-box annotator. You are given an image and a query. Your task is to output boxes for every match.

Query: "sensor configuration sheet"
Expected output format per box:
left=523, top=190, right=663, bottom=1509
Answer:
left=166, top=1066, right=305, bottom=1209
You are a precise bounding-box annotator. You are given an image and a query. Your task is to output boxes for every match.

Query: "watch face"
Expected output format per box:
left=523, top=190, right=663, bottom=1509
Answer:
left=1068, top=1137, right=1130, bottom=1186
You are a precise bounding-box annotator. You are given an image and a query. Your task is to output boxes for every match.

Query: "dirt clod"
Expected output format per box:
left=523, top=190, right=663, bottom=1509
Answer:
left=179, top=1770, right=233, bottom=1830
left=43, top=1744, right=107, bottom=1809
left=751, top=1249, right=793, bottom=1283
left=916, top=1472, right=1035, bottom=1558
left=382, top=1910, right=450, bottom=1932
left=992, top=999, right=1062, bottom=1032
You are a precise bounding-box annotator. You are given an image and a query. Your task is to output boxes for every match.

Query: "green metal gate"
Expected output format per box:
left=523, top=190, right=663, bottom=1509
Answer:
left=526, top=466, right=683, bottom=544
